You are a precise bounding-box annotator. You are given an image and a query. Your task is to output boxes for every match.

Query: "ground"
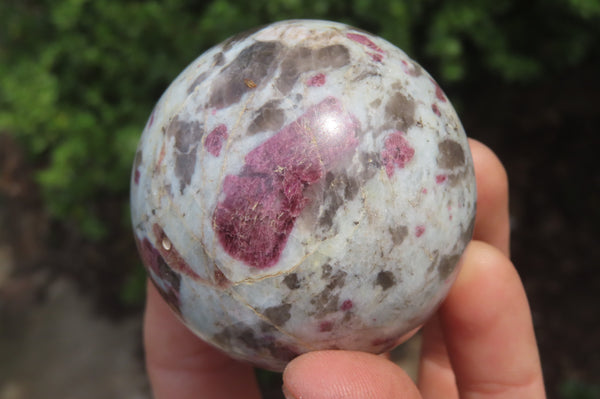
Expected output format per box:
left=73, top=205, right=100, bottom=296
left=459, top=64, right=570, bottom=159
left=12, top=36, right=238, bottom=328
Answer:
left=0, top=68, right=598, bottom=398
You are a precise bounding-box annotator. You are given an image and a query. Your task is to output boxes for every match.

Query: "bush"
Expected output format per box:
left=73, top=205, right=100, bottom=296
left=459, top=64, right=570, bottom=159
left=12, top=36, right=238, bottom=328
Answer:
left=1, top=0, right=599, bottom=239
left=560, top=379, right=600, bottom=399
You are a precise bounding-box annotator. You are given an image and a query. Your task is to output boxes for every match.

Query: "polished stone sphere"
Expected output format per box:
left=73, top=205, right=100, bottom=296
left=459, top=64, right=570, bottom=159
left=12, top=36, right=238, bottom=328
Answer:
left=131, top=19, right=476, bottom=371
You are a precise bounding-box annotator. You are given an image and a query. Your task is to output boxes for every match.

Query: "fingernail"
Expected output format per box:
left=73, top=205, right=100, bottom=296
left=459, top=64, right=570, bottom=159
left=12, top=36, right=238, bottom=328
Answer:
left=282, top=384, right=297, bottom=399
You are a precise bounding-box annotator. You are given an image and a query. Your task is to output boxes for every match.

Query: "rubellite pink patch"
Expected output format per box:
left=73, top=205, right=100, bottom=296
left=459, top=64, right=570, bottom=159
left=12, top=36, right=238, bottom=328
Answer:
left=131, top=19, right=476, bottom=371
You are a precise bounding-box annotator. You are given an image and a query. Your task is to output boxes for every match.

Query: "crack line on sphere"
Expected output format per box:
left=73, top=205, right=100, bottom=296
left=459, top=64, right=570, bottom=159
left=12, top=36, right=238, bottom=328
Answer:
left=162, top=72, right=220, bottom=284
left=228, top=99, right=369, bottom=285
left=170, top=195, right=215, bottom=283
left=190, top=55, right=234, bottom=282
left=197, top=72, right=261, bottom=284
left=228, top=287, right=319, bottom=351
left=191, top=87, right=213, bottom=282
left=159, top=65, right=231, bottom=285
left=229, top=160, right=370, bottom=287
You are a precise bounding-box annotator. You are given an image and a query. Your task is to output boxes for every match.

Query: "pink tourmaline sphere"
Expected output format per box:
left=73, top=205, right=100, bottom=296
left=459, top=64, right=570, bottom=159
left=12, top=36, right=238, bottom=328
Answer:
left=131, top=20, right=476, bottom=371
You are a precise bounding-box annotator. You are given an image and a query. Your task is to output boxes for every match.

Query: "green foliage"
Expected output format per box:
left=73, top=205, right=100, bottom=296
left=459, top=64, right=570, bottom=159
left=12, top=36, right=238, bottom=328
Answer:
left=1, top=0, right=599, bottom=239
left=119, top=263, right=148, bottom=307
left=560, top=379, right=600, bottom=399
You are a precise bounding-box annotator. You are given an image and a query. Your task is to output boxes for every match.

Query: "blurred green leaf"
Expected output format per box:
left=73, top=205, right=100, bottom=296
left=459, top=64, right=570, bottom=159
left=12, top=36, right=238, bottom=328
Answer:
left=119, top=263, right=148, bottom=307
left=560, top=379, right=600, bottom=399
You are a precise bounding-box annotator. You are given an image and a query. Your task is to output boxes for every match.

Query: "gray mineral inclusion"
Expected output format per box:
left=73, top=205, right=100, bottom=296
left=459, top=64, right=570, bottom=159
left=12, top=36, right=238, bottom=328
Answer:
left=131, top=19, right=476, bottom=371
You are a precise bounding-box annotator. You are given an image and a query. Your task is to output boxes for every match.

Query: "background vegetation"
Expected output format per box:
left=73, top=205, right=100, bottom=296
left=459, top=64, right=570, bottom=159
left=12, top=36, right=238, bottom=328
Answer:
left=1, top=1, right=599, bottom=398
left=2, top=0, right=599, bottom=238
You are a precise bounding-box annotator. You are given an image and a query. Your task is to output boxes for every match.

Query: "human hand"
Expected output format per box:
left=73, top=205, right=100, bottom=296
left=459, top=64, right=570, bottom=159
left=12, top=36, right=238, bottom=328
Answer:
left=143, top=139, right=546, bottom=398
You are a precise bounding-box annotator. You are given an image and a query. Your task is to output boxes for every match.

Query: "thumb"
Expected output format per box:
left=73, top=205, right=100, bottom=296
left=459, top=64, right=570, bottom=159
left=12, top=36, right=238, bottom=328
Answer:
left=282, top=350, right=422, bottom=399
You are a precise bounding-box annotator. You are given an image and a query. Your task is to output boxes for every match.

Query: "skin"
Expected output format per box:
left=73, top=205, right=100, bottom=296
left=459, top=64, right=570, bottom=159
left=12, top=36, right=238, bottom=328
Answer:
left=144, top=139, right=547, bottom=399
